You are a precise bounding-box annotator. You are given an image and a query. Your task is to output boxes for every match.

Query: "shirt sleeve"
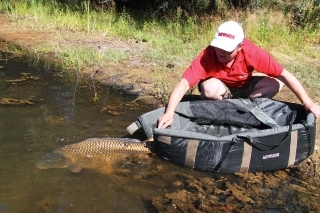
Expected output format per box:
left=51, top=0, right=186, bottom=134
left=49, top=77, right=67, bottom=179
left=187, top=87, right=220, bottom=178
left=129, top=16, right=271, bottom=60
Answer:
left=182, top=47, right=213, bottom=88
left=245, top=42, right=283, bottom=77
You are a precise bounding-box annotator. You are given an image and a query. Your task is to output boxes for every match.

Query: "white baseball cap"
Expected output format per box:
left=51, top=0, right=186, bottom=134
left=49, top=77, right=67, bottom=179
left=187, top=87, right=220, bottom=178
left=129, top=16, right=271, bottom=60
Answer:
left=210, top=21, right=244, bottom=52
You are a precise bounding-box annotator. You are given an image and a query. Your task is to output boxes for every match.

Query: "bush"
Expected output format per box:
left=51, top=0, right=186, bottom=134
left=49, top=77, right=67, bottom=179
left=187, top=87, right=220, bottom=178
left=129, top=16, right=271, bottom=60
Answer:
left=291, top=0, right=320, bottom=29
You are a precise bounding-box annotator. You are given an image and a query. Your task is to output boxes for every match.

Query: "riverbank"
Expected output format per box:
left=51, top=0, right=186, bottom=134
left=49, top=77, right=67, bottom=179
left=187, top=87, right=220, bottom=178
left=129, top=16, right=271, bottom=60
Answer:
left=0, top=13, right=176, bottom=106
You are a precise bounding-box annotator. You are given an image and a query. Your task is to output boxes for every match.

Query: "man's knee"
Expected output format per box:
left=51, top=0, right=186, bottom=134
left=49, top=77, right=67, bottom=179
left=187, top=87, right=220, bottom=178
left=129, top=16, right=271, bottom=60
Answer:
left=250, top=77, right=284, bottom=98
left=265, top=77, right=284, bottom=95
left=199, top=78, right=226, bottom=100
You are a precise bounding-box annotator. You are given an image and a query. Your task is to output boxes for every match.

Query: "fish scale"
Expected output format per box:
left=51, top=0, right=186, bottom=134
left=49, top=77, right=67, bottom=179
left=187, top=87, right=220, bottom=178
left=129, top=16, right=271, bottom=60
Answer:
left=36, top=138, right=152, bottom=173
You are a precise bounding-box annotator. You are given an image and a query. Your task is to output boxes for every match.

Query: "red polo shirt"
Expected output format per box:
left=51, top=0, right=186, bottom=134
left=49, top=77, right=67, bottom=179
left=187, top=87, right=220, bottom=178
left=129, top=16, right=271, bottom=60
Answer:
left=182, top=39, right=283, bottom=88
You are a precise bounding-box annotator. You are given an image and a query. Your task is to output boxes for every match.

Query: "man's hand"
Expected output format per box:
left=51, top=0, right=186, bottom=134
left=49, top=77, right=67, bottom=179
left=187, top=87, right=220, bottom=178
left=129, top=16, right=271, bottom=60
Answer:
left=304, top=102, right=320, bottom=119
left=278, top=69, right=320, bottom=119
left=157, top=78, right=190, bottom=129
left=158, top=113, right=174, bottom=129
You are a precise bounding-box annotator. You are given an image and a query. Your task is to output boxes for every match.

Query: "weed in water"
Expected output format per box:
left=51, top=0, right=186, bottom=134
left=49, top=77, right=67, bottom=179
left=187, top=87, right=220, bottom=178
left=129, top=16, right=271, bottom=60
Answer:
left=153, top=64, right=170, bottom=103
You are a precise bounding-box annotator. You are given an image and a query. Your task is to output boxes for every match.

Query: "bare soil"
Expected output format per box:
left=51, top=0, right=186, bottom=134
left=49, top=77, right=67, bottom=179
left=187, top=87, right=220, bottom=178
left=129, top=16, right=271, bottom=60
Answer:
left=0, top=13, right=319, bottom=212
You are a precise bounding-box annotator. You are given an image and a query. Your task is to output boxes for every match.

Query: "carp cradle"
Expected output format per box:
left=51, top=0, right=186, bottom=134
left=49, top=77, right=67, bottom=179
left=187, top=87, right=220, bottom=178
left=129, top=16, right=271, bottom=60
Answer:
left=127, top=98, right=316, bottom=173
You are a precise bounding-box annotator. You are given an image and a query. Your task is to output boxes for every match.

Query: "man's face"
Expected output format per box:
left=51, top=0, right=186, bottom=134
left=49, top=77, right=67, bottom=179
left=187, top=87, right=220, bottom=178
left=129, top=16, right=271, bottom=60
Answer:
left=214, top=44, right=242, bottom=63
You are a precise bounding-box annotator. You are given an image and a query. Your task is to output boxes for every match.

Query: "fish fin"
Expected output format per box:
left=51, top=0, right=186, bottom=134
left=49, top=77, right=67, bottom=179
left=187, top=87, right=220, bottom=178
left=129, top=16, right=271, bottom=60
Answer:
left=144, top=136, right=154, bottom=142
left=96, top=164, right=115, bottom=174
left=68, top=164, right=83, bottom=173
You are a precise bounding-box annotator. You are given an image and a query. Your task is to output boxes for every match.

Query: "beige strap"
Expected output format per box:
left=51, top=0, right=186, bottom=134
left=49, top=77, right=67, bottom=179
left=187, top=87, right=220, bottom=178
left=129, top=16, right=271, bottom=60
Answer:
left=240, top=139, right=252, bottom=173
left=288, top=130, right=298, bottom=167
left=126, top=122, right=139, bottom=135
left=185, top=139, right=199, bottom=168
left=157, top=135, right=171, bottom=145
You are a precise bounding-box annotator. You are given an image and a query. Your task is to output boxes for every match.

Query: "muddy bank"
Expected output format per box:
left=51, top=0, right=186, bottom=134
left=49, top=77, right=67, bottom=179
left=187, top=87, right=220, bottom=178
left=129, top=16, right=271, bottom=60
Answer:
left=151, top=157, right=320, bottom=212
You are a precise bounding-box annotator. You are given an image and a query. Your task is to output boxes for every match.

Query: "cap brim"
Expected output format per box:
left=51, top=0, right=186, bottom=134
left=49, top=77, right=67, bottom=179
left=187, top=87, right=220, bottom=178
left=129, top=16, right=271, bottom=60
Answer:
left=210, top=39, right=237, bottom=52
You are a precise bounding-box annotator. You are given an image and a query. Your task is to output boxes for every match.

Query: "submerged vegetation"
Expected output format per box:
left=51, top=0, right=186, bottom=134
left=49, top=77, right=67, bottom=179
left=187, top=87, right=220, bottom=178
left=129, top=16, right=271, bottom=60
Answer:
left=0, top=0, right=319, bottom=101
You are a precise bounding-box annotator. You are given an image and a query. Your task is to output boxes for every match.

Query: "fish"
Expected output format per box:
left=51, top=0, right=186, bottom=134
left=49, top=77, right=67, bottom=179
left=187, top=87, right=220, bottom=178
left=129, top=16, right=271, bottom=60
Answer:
left=35, top=138, right=152, bottom=174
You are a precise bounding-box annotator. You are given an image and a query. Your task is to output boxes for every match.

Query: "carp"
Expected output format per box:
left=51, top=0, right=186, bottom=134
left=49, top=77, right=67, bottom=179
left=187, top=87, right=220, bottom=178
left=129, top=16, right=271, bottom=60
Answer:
left=36, top=138, right=152, bottom=173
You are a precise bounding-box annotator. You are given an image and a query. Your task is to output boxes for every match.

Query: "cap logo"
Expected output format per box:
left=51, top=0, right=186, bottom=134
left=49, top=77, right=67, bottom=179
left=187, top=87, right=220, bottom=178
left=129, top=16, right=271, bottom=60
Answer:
left=218, top=32, right=235, bottom=39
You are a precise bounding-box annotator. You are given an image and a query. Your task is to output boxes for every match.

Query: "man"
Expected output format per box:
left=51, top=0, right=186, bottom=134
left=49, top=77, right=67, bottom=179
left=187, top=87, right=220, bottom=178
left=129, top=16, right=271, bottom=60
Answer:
left=158, top=20, right=320, bottom=129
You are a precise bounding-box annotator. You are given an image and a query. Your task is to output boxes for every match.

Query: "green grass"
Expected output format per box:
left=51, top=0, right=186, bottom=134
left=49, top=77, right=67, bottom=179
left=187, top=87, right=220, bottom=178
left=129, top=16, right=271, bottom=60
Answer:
left=0, top=0, right=214, bottom=68
left=0, top=0, right=319, bottom=102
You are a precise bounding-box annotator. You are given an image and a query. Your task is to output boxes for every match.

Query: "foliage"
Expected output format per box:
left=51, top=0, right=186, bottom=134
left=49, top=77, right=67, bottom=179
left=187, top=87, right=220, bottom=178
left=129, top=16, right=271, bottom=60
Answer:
left=291, top=0, right=320, bottom=29
left=45, top=0, right=320, bottom=31
left=223, top=0, right=254, bottom=8
left=47, top=0, right=214, bottom=16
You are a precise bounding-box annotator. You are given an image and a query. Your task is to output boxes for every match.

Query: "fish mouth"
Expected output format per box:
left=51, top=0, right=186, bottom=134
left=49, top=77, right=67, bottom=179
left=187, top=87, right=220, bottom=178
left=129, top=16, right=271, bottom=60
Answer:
left=35, top=161, right=48, bottom=169
left=35, top=152, right=70, bottom=170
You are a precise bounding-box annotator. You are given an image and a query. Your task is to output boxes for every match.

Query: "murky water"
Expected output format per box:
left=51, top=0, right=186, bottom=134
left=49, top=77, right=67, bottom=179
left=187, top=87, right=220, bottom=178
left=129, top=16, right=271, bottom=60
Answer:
left=0, top=52, right=215, bottom=213
left=0, top=51, right=319, bottom=213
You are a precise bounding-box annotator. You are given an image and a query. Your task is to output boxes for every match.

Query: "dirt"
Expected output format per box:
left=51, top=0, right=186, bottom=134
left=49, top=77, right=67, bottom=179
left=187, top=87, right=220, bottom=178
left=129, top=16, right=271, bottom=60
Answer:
left=150, top=161, right=320, bottom=212
left=0, top=13, right=320, bottom=212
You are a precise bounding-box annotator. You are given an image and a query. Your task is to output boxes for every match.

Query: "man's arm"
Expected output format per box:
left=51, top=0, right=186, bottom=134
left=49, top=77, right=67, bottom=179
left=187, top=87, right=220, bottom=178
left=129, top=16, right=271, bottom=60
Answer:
left=158, top=78, right=190, bottom=128
left=277, top=69, right=320, bottom=118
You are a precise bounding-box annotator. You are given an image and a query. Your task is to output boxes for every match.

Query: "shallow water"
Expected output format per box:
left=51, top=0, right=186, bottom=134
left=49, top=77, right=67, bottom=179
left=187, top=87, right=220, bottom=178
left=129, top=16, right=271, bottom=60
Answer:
left=0, top=52, right=216, bottom=213
left=0, top=52, right=319, bottom=213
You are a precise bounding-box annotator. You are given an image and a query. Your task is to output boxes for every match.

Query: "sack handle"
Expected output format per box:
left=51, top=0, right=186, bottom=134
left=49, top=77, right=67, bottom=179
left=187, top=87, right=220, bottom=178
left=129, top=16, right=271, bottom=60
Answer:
left=238, top=98, right=280, bottom=128
left=212, top=123, right=292, bottom=172
left=212, top=139, right=236, bottom=172
left=236, top=124, right=293, bottom=151
left=236, top=105, right=297, bottom=151
left=299, top=120, right=313, bottom=156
